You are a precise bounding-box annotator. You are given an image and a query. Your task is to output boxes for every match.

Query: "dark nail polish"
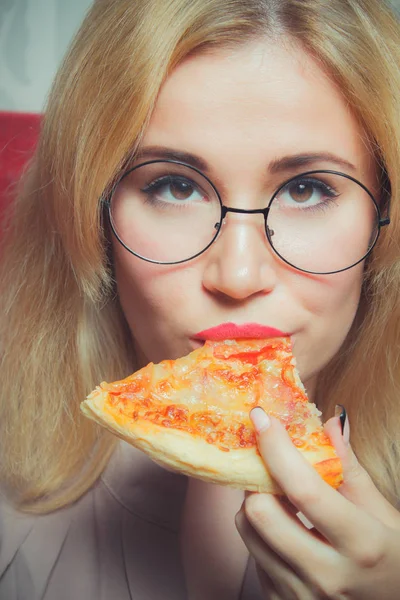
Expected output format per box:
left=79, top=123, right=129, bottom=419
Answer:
left=335, top=404, right=347, bottom=435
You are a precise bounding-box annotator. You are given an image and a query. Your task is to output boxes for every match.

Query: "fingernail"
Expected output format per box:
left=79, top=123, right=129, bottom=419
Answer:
left=335, top=404, right=346, bottom=434
left=296, top=511, right=314, bottom=530
left=250, top=407, right=271, bottom=433
left=335, top=404, right=350, bottom=445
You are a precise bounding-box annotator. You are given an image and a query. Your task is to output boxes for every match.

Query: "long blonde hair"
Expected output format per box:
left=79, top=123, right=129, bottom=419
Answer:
left=1, top=0, right=399, bottom=513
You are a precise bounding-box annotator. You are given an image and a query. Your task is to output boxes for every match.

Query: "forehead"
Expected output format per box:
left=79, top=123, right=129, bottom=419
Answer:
left=143, top=39, right=376, bottom=189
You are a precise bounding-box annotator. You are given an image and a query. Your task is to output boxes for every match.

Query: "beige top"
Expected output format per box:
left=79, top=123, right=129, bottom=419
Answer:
left=0, top=442, right=263, bottom=600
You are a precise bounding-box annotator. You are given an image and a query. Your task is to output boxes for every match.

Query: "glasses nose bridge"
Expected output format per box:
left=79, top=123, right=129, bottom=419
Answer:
left=221, top=206, right=270, bottom=220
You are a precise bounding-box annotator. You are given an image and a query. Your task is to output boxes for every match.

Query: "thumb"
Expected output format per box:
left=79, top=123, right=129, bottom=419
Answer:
left=324, top=407, right=399, bottom=527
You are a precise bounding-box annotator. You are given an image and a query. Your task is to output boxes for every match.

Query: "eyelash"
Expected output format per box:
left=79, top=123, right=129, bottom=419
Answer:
left=140, top=174, right=341, bottom=210
left=141, top=175, right=198, bottom=193
left=278, top=177, right=340, bottom=209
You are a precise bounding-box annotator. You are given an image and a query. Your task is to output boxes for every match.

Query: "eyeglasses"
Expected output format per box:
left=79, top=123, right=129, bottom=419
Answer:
left=105, top=159, right=390, bottom=275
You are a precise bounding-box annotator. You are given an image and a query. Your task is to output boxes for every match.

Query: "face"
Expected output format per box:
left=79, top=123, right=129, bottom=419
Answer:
left=111, top=39, right=377, bottom=398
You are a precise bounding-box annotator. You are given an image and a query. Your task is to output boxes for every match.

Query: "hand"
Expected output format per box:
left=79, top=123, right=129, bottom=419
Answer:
left=235, top=408, right=400, bottom=599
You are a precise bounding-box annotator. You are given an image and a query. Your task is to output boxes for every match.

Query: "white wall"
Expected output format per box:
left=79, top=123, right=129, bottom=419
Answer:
left=0, top=0, right=399, bottom=113
left=0, top=0, right=93, bottom=112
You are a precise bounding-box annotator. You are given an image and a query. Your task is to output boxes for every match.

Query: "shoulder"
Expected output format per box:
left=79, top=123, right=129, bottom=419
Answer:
left=0, top=490, right=81, bottom=600
left=0, top=443, right=188, bottom=600
left=0, top=494, right=36, bottom=576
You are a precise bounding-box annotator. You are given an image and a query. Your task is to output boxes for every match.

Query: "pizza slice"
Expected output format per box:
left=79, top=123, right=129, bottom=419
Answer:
left=80, top=337, right=343, bottom=493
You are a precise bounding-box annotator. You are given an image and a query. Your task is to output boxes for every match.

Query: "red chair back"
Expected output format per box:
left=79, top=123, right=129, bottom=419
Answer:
left=0, top=111, right=41, bottom=220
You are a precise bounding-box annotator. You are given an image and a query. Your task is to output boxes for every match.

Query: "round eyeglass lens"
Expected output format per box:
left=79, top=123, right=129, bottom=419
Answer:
left=109, top=161, right=222, bottom=263
left=266, top=171, right=380, bottom=274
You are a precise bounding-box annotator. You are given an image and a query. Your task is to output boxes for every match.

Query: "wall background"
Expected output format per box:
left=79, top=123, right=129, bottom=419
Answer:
left=0, top=0, right=399, bottom=114
left=0, top=0, right=93, bottom=112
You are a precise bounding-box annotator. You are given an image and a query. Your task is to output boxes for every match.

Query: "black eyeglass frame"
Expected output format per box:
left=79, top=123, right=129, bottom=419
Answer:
left=104, top=159, right=391, bottom=275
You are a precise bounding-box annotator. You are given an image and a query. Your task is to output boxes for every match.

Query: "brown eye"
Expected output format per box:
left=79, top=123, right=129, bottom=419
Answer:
left=170, top=181, right=194, bottom=200
left=288, top=182, right=314, bottom=203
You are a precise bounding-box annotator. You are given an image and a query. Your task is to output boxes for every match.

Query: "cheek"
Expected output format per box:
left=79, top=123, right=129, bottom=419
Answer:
left=112, top=244, right=199, bottom=361
left=113, top=255, right=169, bottom=322
left=305, top=267, right=363, bottom=317
left=115, top=258, right=194, bottom=314
left=295, top=265, right=364, bottom=382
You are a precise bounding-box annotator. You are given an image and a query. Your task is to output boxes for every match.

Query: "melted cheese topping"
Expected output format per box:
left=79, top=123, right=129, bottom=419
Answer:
left=102, top=338, right=329, bottom=453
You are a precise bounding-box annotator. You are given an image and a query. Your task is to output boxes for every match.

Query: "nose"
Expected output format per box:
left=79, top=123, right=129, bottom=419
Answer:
left=202, top=212, right=278, bottom=301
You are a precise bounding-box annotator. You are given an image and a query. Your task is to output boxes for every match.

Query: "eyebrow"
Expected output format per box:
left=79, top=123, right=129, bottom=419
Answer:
left=136, top=145, right=357, bottom=175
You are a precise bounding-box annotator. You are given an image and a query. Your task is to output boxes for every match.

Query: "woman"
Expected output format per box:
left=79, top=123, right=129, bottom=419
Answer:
left=1, top=0, right=400, bottom=598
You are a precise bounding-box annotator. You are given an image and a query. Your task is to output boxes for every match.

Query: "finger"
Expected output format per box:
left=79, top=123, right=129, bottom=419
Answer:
left=255, top=566, right=281, bottom=600
left=242, top=492, right=338, bottom=582
left=255, top=564, right=318, bottom=600
left=247, top=490, right=300, bottom=521
left=235, top=508, right=318, bottom=600
left=250, top=408, right=381, bottom=553
left=324, top=413, right=400, bottom=528
left=248, top=490, right=318, bottom=538
left=256, top=564, right=302, bottom=600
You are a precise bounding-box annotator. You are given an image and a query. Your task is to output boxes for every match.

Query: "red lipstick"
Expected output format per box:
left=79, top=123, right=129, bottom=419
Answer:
left=193, top=322, right=289, bottom=341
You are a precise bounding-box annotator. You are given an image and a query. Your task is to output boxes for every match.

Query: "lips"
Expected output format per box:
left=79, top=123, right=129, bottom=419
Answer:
left=193, top=322, right=289, bottom=341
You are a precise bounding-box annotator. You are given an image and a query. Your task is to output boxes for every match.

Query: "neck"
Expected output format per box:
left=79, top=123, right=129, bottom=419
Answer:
left=181, top=479, right=249, bottom=600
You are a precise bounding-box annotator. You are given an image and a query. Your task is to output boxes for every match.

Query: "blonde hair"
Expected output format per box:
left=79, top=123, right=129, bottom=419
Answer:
left=1, top=0, right=399, bottom=513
